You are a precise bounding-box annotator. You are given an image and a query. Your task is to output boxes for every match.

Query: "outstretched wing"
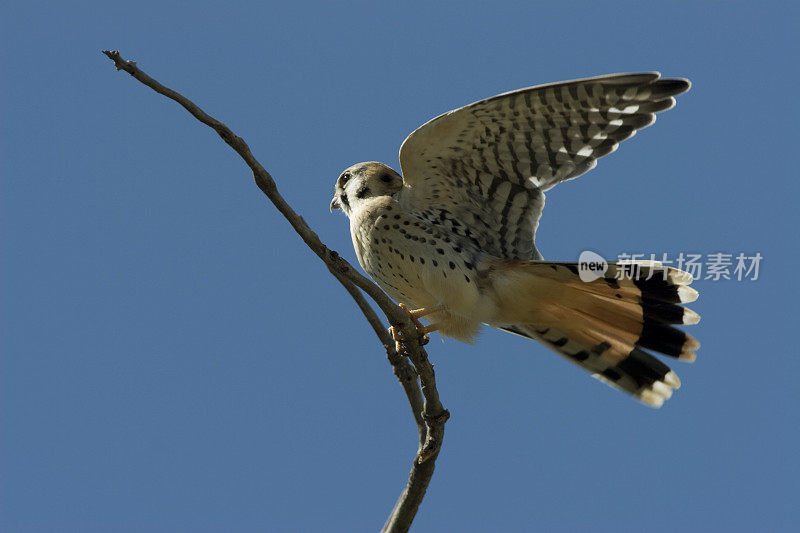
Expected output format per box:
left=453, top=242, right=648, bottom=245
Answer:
left=398, top=72, right=690, bottom=260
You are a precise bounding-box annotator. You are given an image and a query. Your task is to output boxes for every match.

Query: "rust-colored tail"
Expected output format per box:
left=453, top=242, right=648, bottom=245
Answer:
left=494, top=261, right=700, bottom=407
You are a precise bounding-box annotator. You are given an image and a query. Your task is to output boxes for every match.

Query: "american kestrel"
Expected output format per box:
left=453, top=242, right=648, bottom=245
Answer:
left=331, top=73, right=698, bottom=407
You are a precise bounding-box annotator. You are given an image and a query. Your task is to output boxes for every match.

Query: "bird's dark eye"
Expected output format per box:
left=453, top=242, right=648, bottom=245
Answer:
left=380, top=174, right=393, bottom=183
left=340, top=172, right=351, bottom=184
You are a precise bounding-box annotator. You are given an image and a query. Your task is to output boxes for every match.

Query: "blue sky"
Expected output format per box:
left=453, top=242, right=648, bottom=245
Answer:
left=2, top=1, right=798, bottom=531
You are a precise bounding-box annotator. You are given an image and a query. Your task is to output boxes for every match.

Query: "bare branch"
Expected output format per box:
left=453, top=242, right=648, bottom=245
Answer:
left=103, top=50, right=448, bottom=532
left=328, top=267, right=425, bottom=439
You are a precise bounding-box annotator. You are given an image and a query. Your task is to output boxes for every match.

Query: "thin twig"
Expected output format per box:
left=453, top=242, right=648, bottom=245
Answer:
left=329, top=267, right=425, bottom=439
left=103, top=50, right=448, bottom=532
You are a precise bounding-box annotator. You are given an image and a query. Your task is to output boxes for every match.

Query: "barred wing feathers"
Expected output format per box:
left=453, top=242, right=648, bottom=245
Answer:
left=398, top=73, right=690, bottom=261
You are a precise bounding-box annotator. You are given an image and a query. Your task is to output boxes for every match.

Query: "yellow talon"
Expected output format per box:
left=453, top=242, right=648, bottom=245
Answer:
left=390, top=303, right=443, bottom=351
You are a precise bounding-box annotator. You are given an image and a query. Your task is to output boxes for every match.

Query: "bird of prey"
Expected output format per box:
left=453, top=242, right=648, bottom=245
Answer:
left=331, top=73, right=698, bottom=407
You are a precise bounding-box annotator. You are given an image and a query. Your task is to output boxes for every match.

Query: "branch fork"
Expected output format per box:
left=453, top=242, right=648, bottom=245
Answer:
left=103, top=50, right=447, bottom=533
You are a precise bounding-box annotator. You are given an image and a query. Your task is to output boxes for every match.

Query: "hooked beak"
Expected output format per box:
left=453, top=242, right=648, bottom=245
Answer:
left=330, top=196, right=341, bottom=212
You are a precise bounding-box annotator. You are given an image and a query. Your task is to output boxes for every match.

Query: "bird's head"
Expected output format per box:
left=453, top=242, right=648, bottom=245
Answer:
left=330, top=162, right=403, bottom=216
